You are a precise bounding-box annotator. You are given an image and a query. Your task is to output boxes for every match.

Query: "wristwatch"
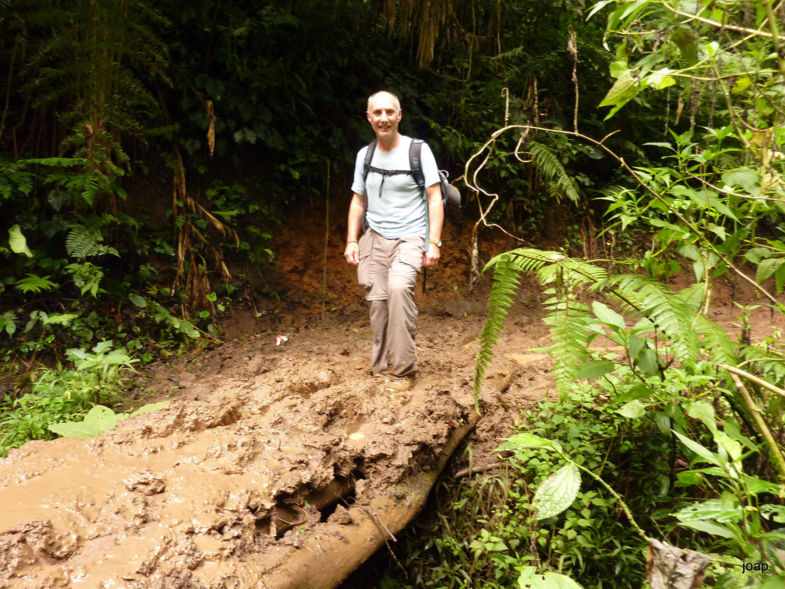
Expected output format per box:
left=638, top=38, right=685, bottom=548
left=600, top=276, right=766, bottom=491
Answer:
left=430, top=239, right=442, bottom=247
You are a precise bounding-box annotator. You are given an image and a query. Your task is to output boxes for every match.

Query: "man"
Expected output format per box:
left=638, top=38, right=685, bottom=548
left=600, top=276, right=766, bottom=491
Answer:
left=344, top=90, right=443, bottom=378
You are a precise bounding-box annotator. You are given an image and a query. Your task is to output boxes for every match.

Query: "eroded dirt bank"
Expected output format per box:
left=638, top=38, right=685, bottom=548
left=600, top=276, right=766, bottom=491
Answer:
left=0, top=301, right=554, bottom=588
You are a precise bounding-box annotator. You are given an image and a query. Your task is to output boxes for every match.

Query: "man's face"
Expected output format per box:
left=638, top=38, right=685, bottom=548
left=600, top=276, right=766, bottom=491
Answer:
left=367, top=93, right=402, bottom=140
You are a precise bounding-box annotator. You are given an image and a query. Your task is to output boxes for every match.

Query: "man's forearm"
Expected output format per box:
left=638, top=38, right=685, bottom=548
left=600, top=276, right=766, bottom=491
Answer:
left=426, top=186, right=443, bottom=244
left=346, top=194, right=364, bottom=243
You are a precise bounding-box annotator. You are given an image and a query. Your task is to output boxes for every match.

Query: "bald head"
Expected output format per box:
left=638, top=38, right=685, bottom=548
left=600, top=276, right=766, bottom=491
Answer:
left=367, top=91, right=401, bottom=113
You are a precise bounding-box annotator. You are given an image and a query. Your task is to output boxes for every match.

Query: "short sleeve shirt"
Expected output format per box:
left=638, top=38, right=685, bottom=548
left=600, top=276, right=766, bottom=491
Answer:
left=351, top=136, right=440, bottom=240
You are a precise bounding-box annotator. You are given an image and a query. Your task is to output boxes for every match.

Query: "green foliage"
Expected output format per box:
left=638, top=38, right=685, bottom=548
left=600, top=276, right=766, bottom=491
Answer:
left=472, top=244, right=785, bottom=584
left=0, top=341, right=137, bottom=456
left=517, top=566, right=583, bottom=589
left=48, top=401, right=168, bottom=439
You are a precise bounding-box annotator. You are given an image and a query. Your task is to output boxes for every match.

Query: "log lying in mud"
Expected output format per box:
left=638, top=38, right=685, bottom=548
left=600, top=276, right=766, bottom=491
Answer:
left=260, top=411, right=481, bottom=589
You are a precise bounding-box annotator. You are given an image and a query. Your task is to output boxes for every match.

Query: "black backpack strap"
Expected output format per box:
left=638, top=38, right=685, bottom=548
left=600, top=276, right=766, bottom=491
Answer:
left=362, top=139, right=377, bottom=183
left=409, top=139, right=425, bottom=191
left=361, top=140, right=376, bottom=231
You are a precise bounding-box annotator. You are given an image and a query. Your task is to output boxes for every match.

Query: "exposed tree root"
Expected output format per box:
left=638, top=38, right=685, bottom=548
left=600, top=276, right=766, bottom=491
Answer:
left=259, top=411, right=481, bottom=589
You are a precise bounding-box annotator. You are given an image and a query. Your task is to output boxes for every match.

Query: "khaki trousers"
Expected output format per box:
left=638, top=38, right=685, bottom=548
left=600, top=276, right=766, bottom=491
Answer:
left=357, top=229, right=424, bottom=376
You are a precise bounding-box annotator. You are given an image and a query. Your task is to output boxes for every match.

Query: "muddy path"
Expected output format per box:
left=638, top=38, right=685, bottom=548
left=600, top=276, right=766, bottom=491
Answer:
left=0, top=289, right=555, bottom=588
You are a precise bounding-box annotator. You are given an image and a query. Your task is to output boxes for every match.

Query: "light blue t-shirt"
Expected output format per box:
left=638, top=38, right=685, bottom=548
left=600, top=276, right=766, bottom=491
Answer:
left=351, top=136, right=440, bottom=240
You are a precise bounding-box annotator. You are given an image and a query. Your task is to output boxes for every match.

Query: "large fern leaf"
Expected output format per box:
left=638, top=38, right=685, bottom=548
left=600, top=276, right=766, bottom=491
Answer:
left=541, top=291, right=592, bottom=399
left=528, top=141, right=581, bottom=204
left=65, top=224, right=119, bottom=259
left=474, top=253, right=526, bottom=405
left=607, top=274, right=702, bottom=367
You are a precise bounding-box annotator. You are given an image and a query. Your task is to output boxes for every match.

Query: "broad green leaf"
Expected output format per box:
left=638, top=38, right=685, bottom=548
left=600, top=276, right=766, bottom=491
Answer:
left=756, top=96, right=775, bottom=118
left=586, top=0, right=616, bottom=21
left=759, top=576, right=785, bottom=589
left=617, top=399, right=646, bottom=419
left=722, top=168, right=759, bottom=194
left=671, top=25, right=697, bottom=64
left=0, top=311, right=16, bottom=337
left=48, top=405, right=121, bottom=439
left=685, top=400, right=717, bottom=435
left=576, top=360, right=616, bottom=379
left=497, top=433, right=562, bottom=454
left=678, top=243, right=700, bottom=261
left=535, top=463, right=581, bottom=520
left=616, top=383, right=653, bottom=403
left=645, top=68, right=675, bottom=90
left=518, top=566, right=584, bottom=589
left=678, top=519, right=737, bottom=539
left=9, top=225, right=33, bottom=257
left=592, top=301, right=626, bottom=330
left=678, top=467, right=727, bottom=482
left=598, top=70, right=637, bottom=109
left=129, top=293, right=147, bottom=308
left=129, top=401, right=169, bottom=417
left=742, top=475, right=781, bottom=495
left=757, top=258, right=781, bottom=284
left=673, top=498, right=742, bottom=524
left=628, top=336, right=647, bottom=358
left=653, top=410, right=671, bottom=435
left=715, top=431, right=742, bottom=464
left=608, top=60, right=629, bottom=78
left=732, top=77, right=752, bottom=94
left=635, top=347, right=660, bottom=376
left=673, top=430, right=721, bottom=466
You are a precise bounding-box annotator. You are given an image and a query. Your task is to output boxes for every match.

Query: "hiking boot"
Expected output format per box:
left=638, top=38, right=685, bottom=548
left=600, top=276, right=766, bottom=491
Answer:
left=385, top=373, right=416, bottom=392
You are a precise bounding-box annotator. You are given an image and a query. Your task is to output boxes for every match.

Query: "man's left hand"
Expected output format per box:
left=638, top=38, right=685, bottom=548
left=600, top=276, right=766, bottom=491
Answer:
left=423, top=245, right=440, bottom=268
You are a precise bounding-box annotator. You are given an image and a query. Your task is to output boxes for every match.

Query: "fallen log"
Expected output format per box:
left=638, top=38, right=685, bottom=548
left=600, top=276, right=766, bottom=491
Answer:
left=259, top=410, right=481, bottom=588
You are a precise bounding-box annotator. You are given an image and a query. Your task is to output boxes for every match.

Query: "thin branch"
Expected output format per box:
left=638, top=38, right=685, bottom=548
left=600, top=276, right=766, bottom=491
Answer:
left=662, top=2, right=773, bottom=39
left=721, top=364, right=785, bottom=400
left=727, top=371, right=785, bottom=484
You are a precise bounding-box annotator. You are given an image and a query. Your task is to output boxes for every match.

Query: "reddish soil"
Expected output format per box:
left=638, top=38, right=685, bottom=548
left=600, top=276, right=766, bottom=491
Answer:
left=0, top=203, right=782, bottom=588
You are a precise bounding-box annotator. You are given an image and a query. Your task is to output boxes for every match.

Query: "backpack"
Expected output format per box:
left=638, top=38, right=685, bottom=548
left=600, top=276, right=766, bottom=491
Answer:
left=361, top=138, right=460, bottom=227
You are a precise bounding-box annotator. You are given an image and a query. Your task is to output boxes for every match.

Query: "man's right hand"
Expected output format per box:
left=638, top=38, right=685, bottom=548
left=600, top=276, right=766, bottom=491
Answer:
left=344, top=241, right=359, bottom=266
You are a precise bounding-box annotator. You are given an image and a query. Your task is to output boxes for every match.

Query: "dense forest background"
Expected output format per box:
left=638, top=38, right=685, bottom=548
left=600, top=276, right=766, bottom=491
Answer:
left=2, top=0, right=785, bottom=587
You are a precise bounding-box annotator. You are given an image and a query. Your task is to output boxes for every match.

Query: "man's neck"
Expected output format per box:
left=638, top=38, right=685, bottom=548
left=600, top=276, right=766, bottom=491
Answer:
left=376, top=132, right=400, bottom=152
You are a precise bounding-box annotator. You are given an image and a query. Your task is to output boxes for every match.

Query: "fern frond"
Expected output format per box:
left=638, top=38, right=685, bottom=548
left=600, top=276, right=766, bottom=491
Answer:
left=528, top=141, right=581, bottom=204
left=474, top=253, right=525, bottom=406
left=607, top=275, right=703, bottom=367
left=537, top=257, right=608, bottom=289
left=694, top=314, right=740, bottom=367
left=65, top=224, right=119, bottom=259
left=541, top=292, right=592, bottom=400
left=483, top=247, right=561, bottom=275
left=740, top=344, right=785, bottom=385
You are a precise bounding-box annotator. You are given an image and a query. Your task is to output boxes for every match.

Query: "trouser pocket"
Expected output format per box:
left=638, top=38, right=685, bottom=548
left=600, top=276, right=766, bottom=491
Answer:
left=396, top=238, right=424, bottom=272
left=357, top=230, right=373, bottom=290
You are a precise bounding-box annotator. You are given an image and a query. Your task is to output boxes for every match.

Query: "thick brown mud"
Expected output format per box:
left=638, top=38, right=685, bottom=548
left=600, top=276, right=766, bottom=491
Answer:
left=0, top=299, right=556, bottom=588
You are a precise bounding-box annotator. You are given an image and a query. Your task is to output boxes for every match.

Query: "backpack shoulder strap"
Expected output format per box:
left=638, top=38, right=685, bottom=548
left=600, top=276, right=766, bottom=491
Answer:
left=362, top=139, right=377, bottom=183
left=409, top=139, right=425, bottom=190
